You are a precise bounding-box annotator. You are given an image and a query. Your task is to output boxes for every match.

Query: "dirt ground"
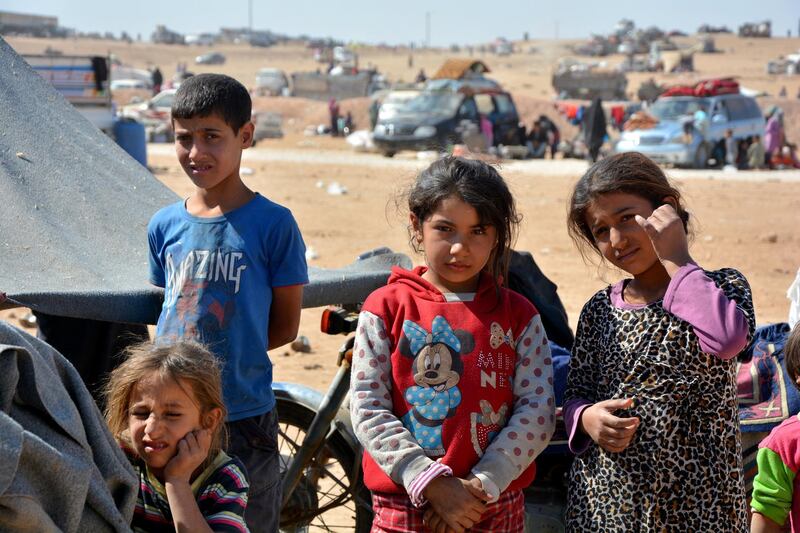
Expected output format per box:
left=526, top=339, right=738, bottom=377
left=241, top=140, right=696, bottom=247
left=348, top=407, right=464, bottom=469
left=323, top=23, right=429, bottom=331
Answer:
left=4, top=34, right=800, bottom=394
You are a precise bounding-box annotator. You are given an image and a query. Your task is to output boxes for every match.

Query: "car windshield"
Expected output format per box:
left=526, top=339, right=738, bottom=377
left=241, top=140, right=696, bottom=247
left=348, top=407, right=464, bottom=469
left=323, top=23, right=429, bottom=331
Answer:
left=402, top=93, right=461, bottom=115
left=650, top=98, right=709, bottom=120
left=384, top=93, right=416, bottom=106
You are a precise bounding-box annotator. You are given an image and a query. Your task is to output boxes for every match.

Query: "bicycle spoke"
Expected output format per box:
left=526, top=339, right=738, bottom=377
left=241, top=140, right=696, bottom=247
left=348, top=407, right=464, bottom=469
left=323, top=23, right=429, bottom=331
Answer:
left=277, top=402, right=370, bottom=532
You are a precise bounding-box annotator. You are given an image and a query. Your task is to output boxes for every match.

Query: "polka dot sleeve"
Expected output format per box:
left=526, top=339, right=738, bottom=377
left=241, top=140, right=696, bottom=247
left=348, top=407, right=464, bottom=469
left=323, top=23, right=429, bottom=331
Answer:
left=350, top=311, right=435, bottom=489
left=471, top=313, right=556, bottom=493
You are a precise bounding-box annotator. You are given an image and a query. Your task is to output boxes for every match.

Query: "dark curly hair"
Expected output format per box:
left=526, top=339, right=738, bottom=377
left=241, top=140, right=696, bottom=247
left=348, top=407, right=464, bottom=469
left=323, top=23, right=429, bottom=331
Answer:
left=405, top=156, right=520, bottom=287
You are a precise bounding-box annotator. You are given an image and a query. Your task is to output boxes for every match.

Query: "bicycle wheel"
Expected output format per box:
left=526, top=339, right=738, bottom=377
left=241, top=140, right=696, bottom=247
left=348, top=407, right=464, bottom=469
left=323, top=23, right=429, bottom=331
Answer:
left=277, top=398, right=373, bottom=533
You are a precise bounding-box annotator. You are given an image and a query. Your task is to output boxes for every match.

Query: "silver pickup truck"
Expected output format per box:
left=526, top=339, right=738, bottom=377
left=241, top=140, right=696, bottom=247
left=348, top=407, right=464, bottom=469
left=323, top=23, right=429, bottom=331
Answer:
left=23, top=54, right=114, bottom=134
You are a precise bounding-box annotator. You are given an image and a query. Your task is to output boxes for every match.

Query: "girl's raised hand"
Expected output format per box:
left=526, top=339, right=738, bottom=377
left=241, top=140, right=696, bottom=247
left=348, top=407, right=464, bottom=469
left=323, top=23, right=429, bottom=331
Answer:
left=634, top=203, right=692, bottom=276
left=579, top=398, right=640, bottom=453
left=164, top=428, right=212, bottom=484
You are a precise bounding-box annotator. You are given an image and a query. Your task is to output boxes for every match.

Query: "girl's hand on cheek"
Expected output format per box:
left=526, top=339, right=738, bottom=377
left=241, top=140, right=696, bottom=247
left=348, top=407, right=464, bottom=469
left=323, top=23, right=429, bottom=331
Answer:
left=164, top=429, right=212, bottom=484
left=634, top=204, right=692, bottom=276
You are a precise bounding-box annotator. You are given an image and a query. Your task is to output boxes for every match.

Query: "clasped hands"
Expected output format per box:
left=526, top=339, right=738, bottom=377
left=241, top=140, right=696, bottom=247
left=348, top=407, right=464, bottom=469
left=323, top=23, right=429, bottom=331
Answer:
left=421, top=475, right=490, bottom=533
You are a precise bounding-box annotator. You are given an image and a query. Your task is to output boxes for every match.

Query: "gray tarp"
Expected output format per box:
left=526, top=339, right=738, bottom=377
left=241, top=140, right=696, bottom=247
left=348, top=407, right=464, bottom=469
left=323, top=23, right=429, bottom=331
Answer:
left=0, top=37, right=408, bottom=324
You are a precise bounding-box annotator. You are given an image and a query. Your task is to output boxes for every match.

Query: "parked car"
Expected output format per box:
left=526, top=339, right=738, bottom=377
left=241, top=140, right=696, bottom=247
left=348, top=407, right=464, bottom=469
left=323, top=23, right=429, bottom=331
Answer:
left=254, top=68, right=289, bottom=96
left=372, top=88, right=524, bottom=157
left=614, top=92, right=764, bottom=168
left=119, top=88, right=177, bottom=141
left=185, top=33, right=215, bottom=46
left=195, top=52, right=225, bottom=65
left=110, top=78, right=151, bottom=91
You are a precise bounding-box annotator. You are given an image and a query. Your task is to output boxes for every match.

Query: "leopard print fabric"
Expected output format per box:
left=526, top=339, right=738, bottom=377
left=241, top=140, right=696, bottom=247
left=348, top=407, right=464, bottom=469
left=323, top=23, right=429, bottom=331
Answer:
left=565, top=268, right=755, bottom=533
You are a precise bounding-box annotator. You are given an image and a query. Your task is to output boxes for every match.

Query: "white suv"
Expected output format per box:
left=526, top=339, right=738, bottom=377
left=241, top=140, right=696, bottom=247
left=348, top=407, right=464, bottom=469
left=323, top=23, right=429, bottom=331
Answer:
left=614, top=93, right=764, bottom=168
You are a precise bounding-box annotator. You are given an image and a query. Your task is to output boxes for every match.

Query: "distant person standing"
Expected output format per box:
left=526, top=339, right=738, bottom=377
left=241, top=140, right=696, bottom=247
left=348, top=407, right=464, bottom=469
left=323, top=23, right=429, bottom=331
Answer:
left=538, top=114, right=560, bottom=159
left=747, top=135, right=767, bottom=170
left=764, top=107, right=784, bottom=168
left=328, top=97, right=340, bottom=136
left=415, top=69, right=427, bottom=83
left=693, top=104, right=709, bottom=140
left=724, top=129, right=738, bottom=167
left=369, top=96, right=381, bottom=130
left=151, top=66, right=163, bottom=95
left=480, top=113, right=494, bottom=148
left=583, top=97, right=606, bottom=162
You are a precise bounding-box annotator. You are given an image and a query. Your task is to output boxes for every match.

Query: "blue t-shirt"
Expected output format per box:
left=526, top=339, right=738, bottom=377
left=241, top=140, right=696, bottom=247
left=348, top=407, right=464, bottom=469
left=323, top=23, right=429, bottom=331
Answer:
left=148, top=194, right=308, bottom=420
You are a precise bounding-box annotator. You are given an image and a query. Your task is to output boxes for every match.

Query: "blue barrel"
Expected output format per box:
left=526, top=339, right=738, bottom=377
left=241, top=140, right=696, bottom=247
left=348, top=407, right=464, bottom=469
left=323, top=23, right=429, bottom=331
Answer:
left=113, top=119, right=147, bottom=167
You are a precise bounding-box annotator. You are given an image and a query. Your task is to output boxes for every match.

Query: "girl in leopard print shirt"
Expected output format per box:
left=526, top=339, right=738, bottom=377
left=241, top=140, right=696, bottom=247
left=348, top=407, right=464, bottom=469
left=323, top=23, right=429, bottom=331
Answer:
left=563, top=152, right=755, bottom=532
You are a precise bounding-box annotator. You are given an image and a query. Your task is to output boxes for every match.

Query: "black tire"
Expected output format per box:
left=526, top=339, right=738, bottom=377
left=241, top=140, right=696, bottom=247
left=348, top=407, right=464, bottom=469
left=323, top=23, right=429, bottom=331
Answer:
left=277, top=398, right=373, bottom=532
left=381, top=150, right=395, bottom=158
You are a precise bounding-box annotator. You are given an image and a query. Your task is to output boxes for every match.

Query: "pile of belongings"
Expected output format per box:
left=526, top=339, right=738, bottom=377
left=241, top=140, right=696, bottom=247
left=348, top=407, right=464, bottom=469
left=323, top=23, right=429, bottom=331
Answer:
left=623, top=110, right=659, bottom=131
left=661, top=77, right=740, bottom=97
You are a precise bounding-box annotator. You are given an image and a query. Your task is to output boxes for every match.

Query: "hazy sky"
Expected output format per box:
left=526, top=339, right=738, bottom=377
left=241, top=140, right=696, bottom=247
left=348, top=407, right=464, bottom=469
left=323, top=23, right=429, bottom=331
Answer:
left=5, top=0, right=799, bottom=45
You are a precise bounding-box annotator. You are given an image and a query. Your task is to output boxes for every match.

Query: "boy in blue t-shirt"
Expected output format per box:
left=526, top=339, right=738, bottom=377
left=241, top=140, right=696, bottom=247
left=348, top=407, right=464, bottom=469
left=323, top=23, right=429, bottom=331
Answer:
left=147, top=73, right=308, bottom=532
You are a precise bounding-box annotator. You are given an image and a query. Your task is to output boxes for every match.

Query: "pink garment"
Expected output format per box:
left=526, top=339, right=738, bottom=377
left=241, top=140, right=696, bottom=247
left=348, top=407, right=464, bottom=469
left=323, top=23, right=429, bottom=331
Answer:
left=765, top=115, right=782, bottom=155
left=755, top=416, right=800, bottom=531
left=563, top=263, right=750, bottom=454
left=480, top=116, right=494, bottom=146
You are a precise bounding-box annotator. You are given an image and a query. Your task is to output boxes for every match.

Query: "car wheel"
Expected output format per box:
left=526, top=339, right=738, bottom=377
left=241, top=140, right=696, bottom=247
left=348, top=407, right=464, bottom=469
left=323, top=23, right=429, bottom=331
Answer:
left=693, top=143, right=708, bottom=169
left=382, top=150, right=396, bottom=158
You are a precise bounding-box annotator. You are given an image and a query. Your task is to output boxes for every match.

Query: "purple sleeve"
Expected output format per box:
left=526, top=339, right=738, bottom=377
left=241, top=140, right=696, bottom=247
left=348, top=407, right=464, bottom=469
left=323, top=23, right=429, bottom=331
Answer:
left=662, top=263, right=749, bottom=360
left=563, top=398, right=593, bottom=455
left=564, top=296, right=604, bottom=455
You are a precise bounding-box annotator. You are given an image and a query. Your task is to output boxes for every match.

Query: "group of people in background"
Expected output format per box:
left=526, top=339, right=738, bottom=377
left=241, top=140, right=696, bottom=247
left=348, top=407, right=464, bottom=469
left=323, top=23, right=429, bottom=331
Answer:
left=715, top=106, right=800, bottom=170
left=328, top=97, right=354, bottom=137
left=525, top=114, right=561, bottom=159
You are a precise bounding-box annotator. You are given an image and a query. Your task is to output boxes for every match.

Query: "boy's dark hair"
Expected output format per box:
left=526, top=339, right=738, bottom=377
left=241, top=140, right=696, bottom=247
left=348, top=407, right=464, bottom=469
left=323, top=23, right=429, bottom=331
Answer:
left=406, top=156, right=520, bottom=286
left=785, top=326, right=800, bottom=390
left=567, top=152, right=691, bottom=261
left=171, top=73, right=251, bottom=133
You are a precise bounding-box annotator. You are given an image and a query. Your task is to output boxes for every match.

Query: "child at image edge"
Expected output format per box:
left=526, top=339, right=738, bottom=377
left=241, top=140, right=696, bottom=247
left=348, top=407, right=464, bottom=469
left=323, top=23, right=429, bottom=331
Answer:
left=751, top=325, right=800, bottom=532
left=147, top=73, right=308, bottom=532
left=563, top=152, right=755, bottom=532
left=351, top=156, right=556, bottom=532
left=104, top=341, right=249, bottom=532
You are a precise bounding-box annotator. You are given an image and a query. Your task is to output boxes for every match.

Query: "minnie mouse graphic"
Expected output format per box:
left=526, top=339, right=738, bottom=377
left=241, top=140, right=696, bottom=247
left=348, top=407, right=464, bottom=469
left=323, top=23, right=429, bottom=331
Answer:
left=399, top=315, right=474, bottom=456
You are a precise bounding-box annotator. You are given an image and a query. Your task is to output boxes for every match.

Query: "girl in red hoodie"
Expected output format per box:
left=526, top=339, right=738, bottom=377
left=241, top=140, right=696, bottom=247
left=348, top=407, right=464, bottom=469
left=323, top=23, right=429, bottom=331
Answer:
left=350, top=156, right=555, bottom=532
